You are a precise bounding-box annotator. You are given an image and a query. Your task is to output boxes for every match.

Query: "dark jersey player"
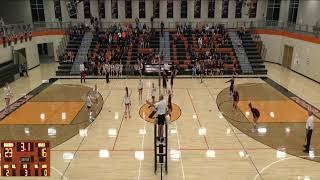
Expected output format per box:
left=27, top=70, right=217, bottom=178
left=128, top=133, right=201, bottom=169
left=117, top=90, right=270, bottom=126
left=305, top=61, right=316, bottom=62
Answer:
left=249, top=102, right=260, bottom=132
left=226, top=76, right=234, bottom=95
left=232, top=90, right=239, bottom=111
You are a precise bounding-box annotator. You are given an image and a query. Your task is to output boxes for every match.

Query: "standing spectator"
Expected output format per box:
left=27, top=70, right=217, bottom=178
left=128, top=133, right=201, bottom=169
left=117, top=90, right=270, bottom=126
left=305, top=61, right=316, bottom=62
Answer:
left=160, top=21, right=164, bottom=37
left=3, top=83, right=12, bottom=113
left=303, top=111, right=314, bottom=153
left=198, top=37, right=203, bottom=48
left=119, top=63, right=123, bottom=77
left=80, top=63, right=86, bottom=83
left=104, top=62, right=110, bottom=83
left=137, top=77, right=143, bottom=102
left=192, top=64, right=197, bottom=78
left=20, top=63, right=28, bottom=77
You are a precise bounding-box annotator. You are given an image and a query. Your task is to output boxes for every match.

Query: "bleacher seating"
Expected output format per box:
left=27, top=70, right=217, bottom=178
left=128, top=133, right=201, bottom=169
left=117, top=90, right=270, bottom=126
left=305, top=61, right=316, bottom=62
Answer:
left=169, top=29, right=241, bottom=75
left=239, top=31, right=267, bottom=74
left=56, top=33, right=84, bottom=76
left=0, top=60, right=19, bottom=87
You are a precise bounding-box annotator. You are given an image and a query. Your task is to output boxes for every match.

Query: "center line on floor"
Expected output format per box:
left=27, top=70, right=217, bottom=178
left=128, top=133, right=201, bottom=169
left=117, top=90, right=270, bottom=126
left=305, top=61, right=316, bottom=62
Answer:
left=186, top=89, right=210, bottom=149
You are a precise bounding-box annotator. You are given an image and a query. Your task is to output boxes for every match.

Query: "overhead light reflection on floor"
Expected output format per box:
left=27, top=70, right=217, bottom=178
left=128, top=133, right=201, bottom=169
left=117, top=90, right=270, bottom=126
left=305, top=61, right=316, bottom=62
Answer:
left=61, top=112, right=66, bottom=120
left=193, top=113, right=197, bottom=119
left=114, top=112, right=119, bottom=120
left=309, top=149, right=315, bottom=159
left=135, top=151, right=144, bottom=160
left=40, top=113, right=46, bottom=121
left=24, top=128, right=30, bottom=136
left=79, top=129, right=88, bottom=137
left=206, top=150, right=215, bottom=158
left=270, top=112, right=275, bottom=118
left=285, top=127, right=291, bottom=134
left=170, top=149, right=181, bottom=161
left=63, top=152, right=74, bottom=162
left=170, top=128, right=177, bottom=134
left=99, top=150, right=110, bottom=158
left=276, top=148, right=286, bottom=159
left=239, top=150, right=248, bottom=158
left=198, top=127, right=206, bottom=136
left=48, top=127, right=56, bottom=137
left=304, top=176, right=311, bottom=180
left=139, top=129, right=146, bottom=135
left=245, top=111, right=250, bottom=117
left=257, top=127, right=267, bottom=135
left=218, top=112, right=223, bottom=119
left=108, top=128, right=117, bottom=137
left=226, top=128, right=231, bottom=136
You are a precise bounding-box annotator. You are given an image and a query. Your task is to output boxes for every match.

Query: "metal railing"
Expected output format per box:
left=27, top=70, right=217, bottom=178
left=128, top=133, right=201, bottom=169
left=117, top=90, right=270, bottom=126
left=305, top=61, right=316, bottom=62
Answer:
left=1, top=20, right=319, bottom=39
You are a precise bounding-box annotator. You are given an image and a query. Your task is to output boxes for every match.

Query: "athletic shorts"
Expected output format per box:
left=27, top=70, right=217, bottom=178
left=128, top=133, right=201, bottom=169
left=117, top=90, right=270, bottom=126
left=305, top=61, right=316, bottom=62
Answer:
left=157, top=114, right=166, bottom=125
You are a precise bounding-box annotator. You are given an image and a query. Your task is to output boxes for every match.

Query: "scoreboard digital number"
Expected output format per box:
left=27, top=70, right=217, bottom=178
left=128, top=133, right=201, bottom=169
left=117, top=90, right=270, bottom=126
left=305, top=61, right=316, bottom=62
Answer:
left=1, top=141, right=50, bottom=176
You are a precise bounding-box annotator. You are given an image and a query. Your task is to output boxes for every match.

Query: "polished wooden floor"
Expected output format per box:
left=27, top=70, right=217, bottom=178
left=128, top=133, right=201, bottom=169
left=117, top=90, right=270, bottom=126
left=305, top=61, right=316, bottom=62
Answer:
left=1, top=102, right=84, bottom=125
left=0, top=62, right=320, bottom=179
left=238, top=100, right=320, bottom=123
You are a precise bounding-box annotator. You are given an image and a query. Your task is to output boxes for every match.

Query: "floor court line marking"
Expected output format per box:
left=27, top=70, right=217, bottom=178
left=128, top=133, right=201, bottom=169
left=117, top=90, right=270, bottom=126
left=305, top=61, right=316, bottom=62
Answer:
left=186, top=89, right=210, bottom=150
left=138, top=83, right=150, bottom=180
left=175, top=121, right=186, bottom=180
left=203, top=81, right=264, bottom=179
left=51, top=166, right=68, bottom=180
left=253, top=155, right=320, bottom=180
left=111, top=110, right=126, bottom=151
left=59, top=89, right=111, bottom=180
left=51, top=147, right=272, bottom=152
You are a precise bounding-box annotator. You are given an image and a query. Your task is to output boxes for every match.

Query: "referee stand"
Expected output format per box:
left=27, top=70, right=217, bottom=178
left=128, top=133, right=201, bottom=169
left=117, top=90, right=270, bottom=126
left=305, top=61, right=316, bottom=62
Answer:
left=154, top=118, right=168, bottom=178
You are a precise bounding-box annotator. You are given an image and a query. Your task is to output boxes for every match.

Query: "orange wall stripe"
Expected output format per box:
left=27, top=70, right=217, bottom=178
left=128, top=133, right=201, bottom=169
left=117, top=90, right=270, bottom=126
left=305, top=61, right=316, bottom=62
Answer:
left=256, top=29, right=320, bottom=44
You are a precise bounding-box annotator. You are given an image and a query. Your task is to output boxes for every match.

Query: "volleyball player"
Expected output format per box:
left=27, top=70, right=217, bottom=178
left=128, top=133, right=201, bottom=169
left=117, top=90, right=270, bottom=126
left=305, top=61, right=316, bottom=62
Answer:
left=137, top=77, right=143, bottom=102
left=167, top=90, right=173, bottom=118
left=170, top=71, right=175, bottom=90
left=249, top=102, right=260, bottom=132
left=3, top=83, right=12, bottom=113
left=226, top=76, right=234, bottom=95
left=232, top=90, right=239, bottom=111
left=162, top=72, right=167, bottom=90
left=122, top=87, right=131, bottom=118
left=86, top=94, right=93, bottom=122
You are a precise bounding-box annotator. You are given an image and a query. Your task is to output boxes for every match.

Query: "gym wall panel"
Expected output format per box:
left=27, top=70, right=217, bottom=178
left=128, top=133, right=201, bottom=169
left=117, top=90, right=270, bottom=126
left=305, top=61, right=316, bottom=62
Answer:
left=0, top=33, right=64, bottom=69
left=260, top=33, right=320, bottom=82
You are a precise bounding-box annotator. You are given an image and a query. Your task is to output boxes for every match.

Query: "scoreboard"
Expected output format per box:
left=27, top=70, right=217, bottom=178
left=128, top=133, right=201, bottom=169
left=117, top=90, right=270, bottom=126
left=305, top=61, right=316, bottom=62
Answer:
left=1, top=141, right=50, bottom=176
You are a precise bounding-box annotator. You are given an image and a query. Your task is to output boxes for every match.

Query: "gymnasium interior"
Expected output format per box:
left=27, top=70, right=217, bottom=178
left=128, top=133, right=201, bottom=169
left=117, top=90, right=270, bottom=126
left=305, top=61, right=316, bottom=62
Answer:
left=0, top=0, right=320, bottom=179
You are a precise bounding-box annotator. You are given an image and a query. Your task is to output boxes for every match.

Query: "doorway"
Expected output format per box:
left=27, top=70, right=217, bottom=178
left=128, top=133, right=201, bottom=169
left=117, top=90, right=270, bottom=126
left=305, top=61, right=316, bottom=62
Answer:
left=282, top=45, right=294, bottom=69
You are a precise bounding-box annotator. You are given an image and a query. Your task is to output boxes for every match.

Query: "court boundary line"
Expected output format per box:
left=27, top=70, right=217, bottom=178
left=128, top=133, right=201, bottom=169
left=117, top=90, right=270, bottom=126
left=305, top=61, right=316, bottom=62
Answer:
left=111, top=108, right=126, bottom=151
left=59, top=90, right=110, bottom=180
left=252, top=155, right=320, bottom=180
left=204, top=81, right=264, bottom=180
left=186, top=89, right=210, bottom=150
